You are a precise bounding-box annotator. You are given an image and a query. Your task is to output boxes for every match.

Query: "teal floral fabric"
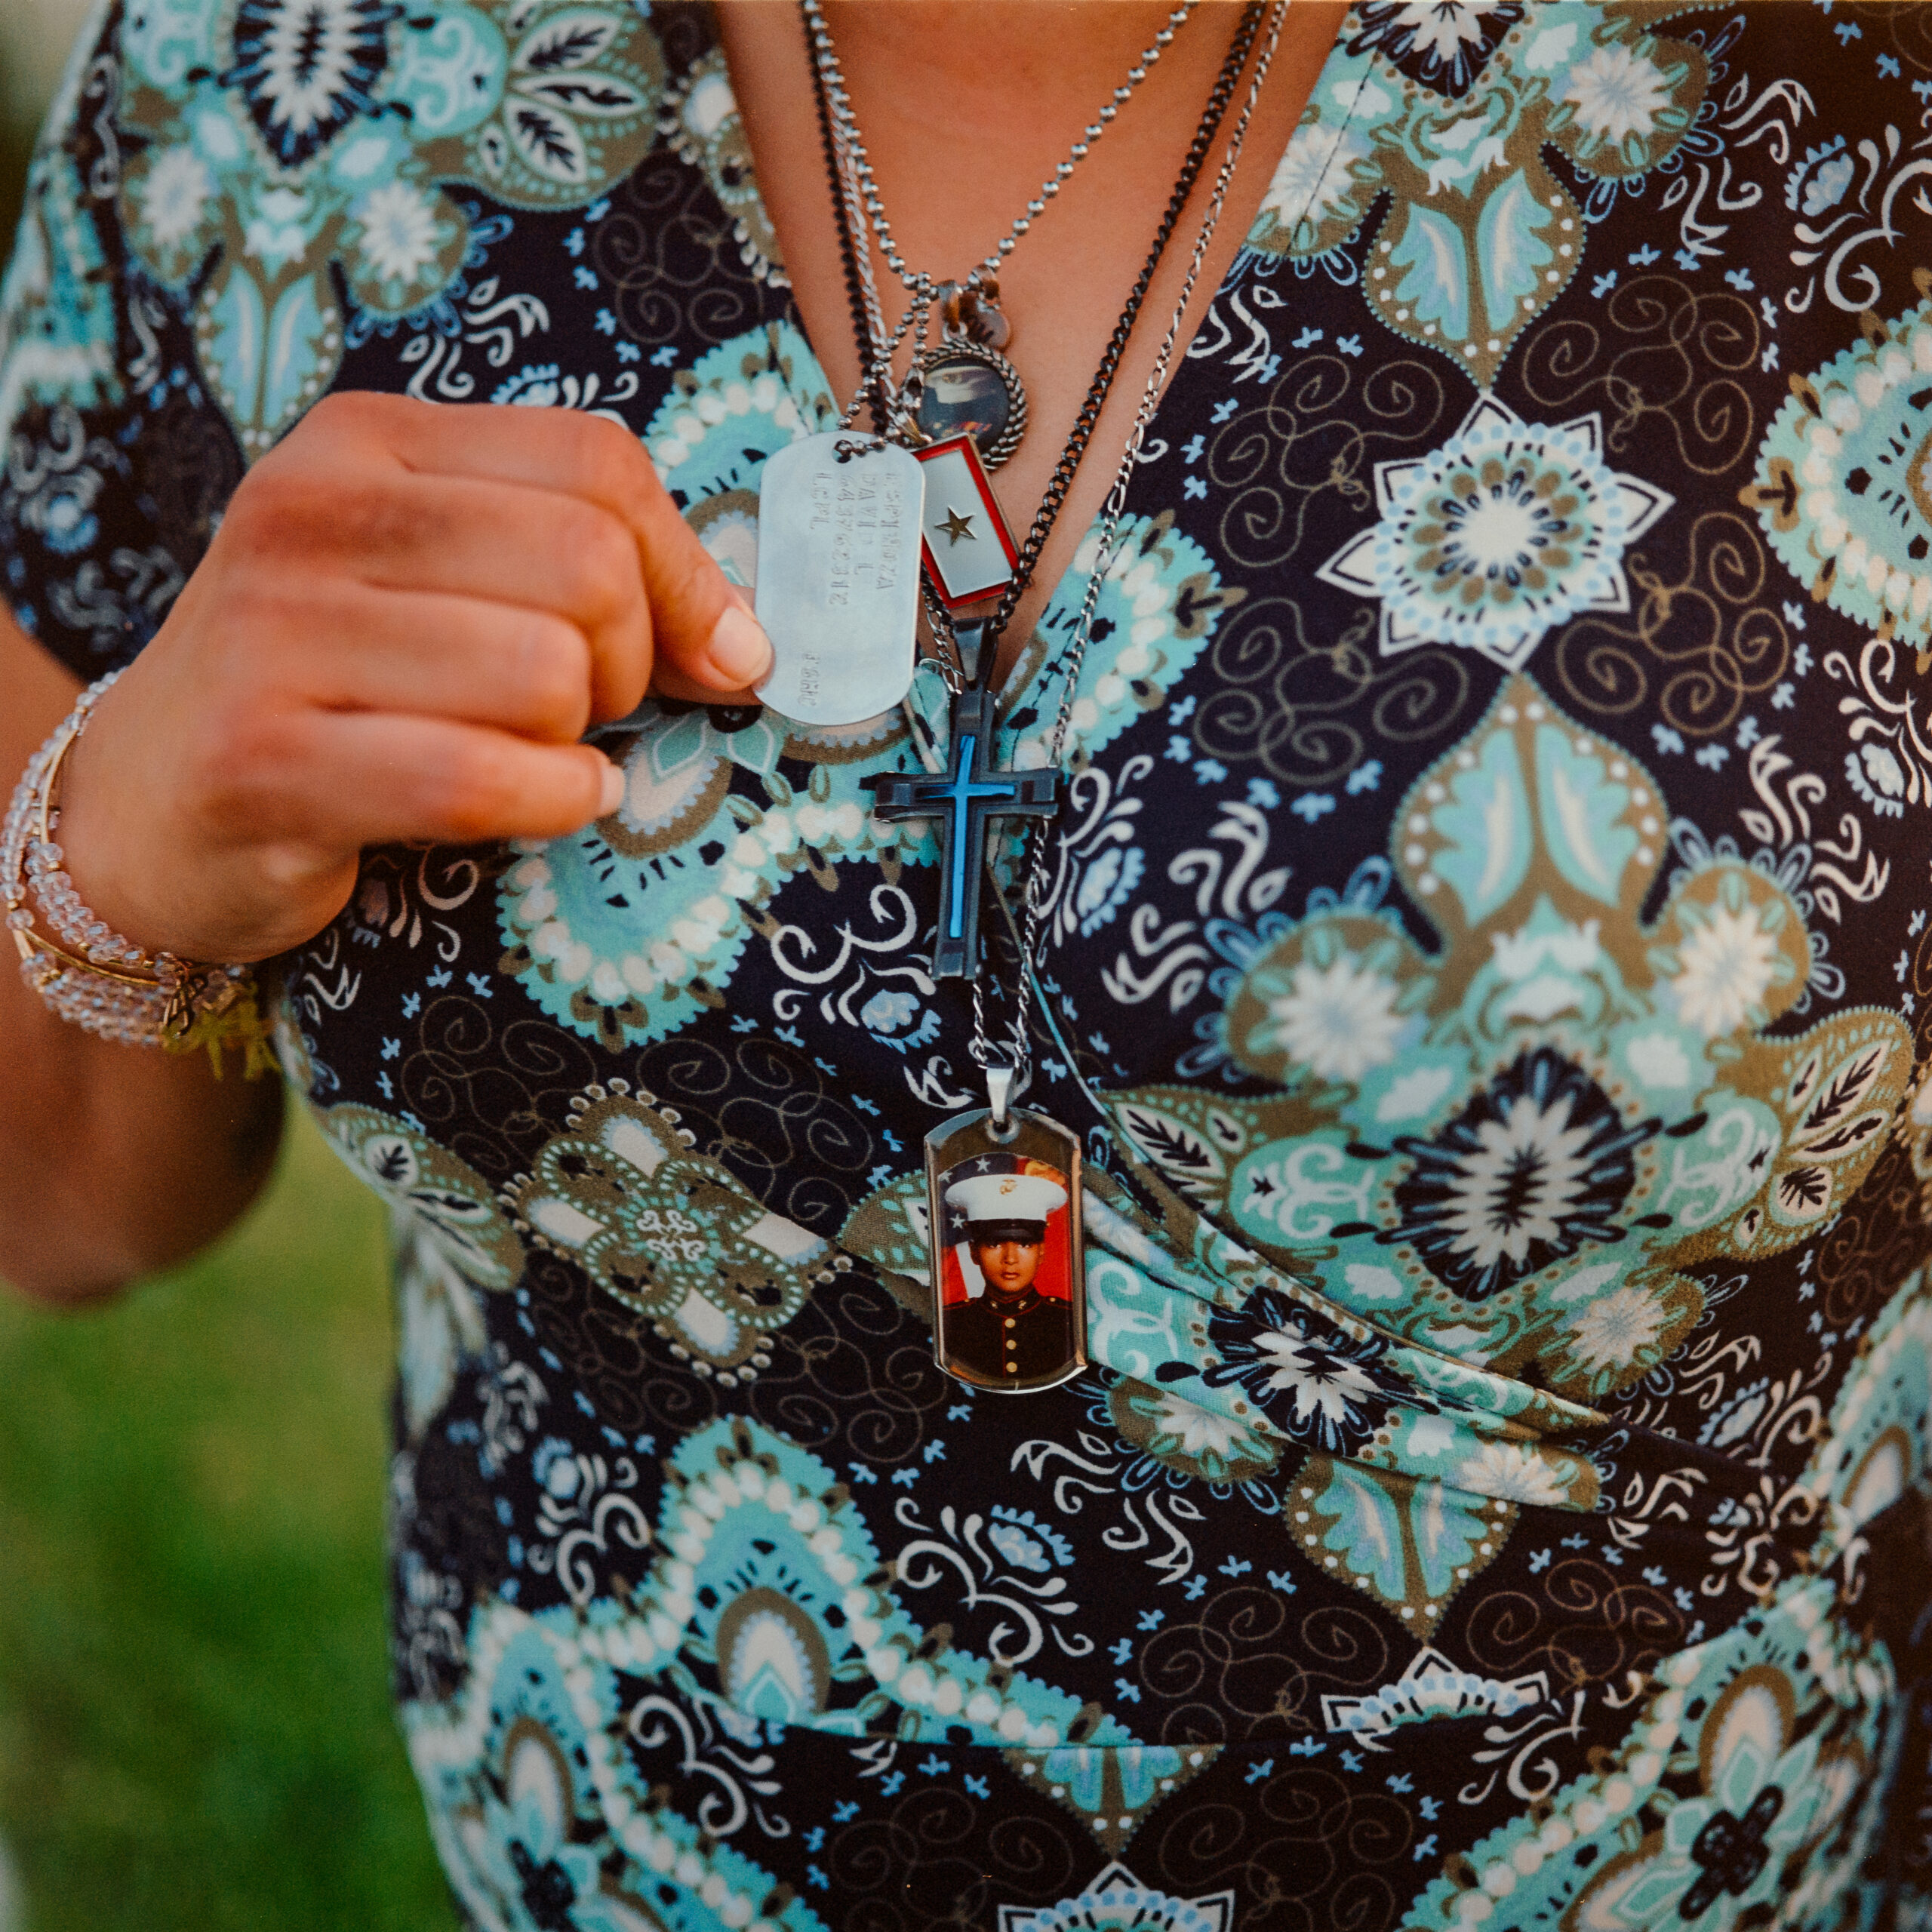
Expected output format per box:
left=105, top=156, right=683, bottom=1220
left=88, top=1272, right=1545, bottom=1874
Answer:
left=11, top=3, right=1932, bottom=1927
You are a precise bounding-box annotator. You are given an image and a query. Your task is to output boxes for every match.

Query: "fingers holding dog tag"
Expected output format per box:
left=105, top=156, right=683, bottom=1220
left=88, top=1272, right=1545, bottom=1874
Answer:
left=755, top=433, right=925, bottom=726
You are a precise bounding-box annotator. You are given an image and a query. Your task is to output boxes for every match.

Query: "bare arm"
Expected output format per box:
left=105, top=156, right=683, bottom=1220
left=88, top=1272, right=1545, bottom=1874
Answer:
left=0, top=391, right=771, bottom=1304
left=0, top=604, right=283, bottom=1302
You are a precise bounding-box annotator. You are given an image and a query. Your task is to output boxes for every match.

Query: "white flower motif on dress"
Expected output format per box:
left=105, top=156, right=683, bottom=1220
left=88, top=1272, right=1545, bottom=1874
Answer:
left=1384, top=1048, right=1657, bottom=1303
left=998, top=1860, right=1235, bottom=1932
left=1453, top=1440, right=1572, bottom=1508
left=353, top=180, right=445, bottom=291
left=1107, top=1379, right=1282, bottom=1486
left=1375, top=1, right=1522, bottom=78
left=1147, top=1394, right=1255, bottom=1464
left=1672, top=902, right=1781, bottom=1039
left=1561, top=43, right=1671, bottom=147
left=1346, top=1, right=1524, bottom=96
left=1846, top=740, right=1909, bottom=817
left=1258, top=954, right=1405, bottom=1082
left=1430, top=1092, right=1593, bottom=1269
left=1395, top=1, right=1513, bottom=71
left=1201, top=1291, right=1401, bottom=1451
left=1259, top=119, right=1371, bottom=234
left=1560, top=1280, right=1669, bottom=1377
left=1316, top=394, right=1672, bottom=672
left=227, top=0, right=396, bottom=168
left=138, top=146, right=213, bottom=253
left=1250, top=1329, right=1381, bottom=1432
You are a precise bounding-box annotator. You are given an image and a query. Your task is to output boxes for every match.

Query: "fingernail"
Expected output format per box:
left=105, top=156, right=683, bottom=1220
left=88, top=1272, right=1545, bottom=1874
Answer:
left=706, top=602, right=773, bottom=685
left=599, top=759, right=626, bottom=816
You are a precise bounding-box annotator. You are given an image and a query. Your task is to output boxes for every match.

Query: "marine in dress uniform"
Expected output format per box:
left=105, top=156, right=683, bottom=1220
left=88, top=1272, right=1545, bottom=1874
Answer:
left=939, top=1173, right=1075, bottom=1386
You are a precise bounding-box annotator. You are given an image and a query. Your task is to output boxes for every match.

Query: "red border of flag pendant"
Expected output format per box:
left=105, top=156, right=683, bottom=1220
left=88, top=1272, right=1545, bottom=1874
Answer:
left=915, top=434, right=1020, bottom=612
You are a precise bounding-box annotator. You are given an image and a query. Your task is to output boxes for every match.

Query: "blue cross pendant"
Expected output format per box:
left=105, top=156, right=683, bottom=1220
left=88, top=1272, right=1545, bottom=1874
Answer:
left=872, top=688, right=1058, bottom=979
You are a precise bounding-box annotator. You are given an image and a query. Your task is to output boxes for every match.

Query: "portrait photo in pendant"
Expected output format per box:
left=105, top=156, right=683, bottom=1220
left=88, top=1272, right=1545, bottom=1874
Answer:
left=933, top=1152, right=1079, bottom=1389
left=914, top=343, right=1024, bottom=468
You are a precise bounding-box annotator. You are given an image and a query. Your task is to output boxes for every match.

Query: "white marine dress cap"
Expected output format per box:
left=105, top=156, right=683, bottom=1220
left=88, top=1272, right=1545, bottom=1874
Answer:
left=945, top=1172, right=1068, bottom=1230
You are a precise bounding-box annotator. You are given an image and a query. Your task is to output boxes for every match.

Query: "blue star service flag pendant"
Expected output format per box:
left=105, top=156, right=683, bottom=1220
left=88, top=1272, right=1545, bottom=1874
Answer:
left=872, top=688, right=1057, bottom=979
left=915, top=434, right=1017, bottom=611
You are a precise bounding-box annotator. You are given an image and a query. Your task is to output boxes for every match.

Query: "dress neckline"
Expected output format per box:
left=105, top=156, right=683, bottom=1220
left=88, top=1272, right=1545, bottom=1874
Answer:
left=714, top=3, right=1360, bottom=713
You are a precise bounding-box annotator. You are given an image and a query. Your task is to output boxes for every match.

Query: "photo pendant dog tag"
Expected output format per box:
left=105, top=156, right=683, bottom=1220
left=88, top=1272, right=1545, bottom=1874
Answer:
left=924, top=1093, right=1086, bottom=1395
left=755, top=433, right=924, bottom=727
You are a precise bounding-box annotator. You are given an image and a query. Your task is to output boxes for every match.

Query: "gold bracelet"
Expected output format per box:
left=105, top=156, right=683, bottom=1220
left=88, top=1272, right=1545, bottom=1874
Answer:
left=4, top=672, right=270, bottom=1073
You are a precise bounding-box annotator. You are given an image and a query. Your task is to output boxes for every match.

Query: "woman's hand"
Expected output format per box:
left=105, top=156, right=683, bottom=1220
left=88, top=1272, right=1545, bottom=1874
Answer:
left=53, top=391, right=770, bottom=964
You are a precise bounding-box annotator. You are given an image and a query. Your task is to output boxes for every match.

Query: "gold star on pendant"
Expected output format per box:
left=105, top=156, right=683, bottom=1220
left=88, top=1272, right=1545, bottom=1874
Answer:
left=940, top=506, right=977, bottom=546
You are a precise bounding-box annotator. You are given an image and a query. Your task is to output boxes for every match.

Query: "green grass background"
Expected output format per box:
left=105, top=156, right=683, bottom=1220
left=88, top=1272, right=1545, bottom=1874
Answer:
left=2, top=42, right=452, bottom=1927
left=0, top=1112, right=457, bottom=1924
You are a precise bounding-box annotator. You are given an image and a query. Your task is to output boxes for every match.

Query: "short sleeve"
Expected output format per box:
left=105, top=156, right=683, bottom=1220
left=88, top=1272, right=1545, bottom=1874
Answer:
left=0, top=0, right=242, bottom=678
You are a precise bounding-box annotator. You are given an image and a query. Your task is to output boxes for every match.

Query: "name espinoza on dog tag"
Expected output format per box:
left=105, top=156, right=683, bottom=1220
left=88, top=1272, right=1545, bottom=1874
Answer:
left=755, top=432, right=924, bottom=727
left=924, top=1070, right=1086, bottom=1393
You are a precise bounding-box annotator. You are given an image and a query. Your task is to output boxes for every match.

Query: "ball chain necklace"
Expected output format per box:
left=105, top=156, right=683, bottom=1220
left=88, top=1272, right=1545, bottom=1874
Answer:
left=752, top=0, right=1291, bottom=1393
left=817, top=4, right=1264, bottom=700
left=754, top=0, right=1260, bottom=735
left=846, top=4, right=1265, bottom=940
left=802, top=0, right=1198, bottom=472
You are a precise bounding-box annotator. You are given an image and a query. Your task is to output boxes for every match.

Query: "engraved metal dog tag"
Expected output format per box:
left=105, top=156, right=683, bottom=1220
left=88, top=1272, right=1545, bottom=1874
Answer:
left=755, top=433, right=925, bottom=727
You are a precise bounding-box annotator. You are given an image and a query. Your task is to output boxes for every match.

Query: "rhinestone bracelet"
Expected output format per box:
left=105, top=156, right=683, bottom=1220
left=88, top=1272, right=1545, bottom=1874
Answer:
left=4, top=672, right=255, bottom=1051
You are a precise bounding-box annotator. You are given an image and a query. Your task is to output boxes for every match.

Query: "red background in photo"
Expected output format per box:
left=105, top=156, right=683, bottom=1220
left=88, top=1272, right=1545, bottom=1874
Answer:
left=938, top=1157, right=1073, bottom=1306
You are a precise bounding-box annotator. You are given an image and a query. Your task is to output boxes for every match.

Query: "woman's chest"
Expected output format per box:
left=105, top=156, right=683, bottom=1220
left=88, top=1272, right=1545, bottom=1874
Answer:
left=272, top=2, right=1932, bottom=1426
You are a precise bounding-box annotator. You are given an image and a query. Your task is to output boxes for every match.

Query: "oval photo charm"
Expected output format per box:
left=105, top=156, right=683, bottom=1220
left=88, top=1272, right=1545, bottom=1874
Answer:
left=914, top=340, right=1027, bottom=471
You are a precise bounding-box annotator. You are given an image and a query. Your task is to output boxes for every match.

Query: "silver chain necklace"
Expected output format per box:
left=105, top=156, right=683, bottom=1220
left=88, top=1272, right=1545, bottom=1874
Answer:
left=974, top=0, right=1289, bottom=1113
left=904, top=0, right=1290, bottom=1398
left=801, top=0, right=1196, bottom=467
left=759, top=0, right=1290, bottom=1395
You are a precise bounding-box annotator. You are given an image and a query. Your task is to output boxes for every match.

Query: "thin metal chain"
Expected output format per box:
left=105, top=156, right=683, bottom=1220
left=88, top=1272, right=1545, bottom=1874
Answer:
left=976, top=0, right=1292, bottom=1091
left=811, top=2, right=1263, bottom=649
left=804, top=3, right=934, bottom=437
left=978, top=0, right=1261, bottom=658
left=815, top=44, right=911, bottom=433
left=800, top=0, right=1279, bottom=1091
left=918, top=583, right=968, bottom=697
left=801, top=0, right=1195, bottom=306
left=840, top=291, right=929, bottom=438
left=902, top=2, right=1259, bottom=707
left=807, top=29, right=881, bottom=427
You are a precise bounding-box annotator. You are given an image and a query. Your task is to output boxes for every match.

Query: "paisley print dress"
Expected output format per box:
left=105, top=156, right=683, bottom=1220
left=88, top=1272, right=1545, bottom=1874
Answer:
left=11, top=3, right=1932, bottom=1925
